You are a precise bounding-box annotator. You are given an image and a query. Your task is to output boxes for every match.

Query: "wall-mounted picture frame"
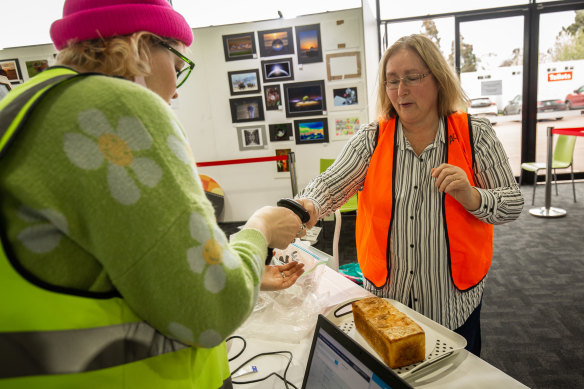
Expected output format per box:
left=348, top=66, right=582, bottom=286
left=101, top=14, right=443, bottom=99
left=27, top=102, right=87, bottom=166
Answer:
left=322, top=18, right=361, bottom=51
left=237, top=125, right=268, bottom=151
left=326, top=51, right=361, bottom=81
left=293, top=118, right=329, bottom=145
left=269, top=122, right=293, bottom=142
left=229, top=96, right=265, bottom=123
left=227, top=69, right=261, bottom=95
left=283, top=80, right=326, bottom=118
left=329, top=111, right=363, bottom=141
left=0, top=59, right=23, bottom=84
left=261, top=58, right=294, bottom=84
left=24, top=59, right=49, bottom=78
left=275, top=148, right=291, bottom=173
left=257, top=27, right=295, bottom=57
left=326, top=82, right=363, bottom=111
left=0, top=75, right=12, bottom=100
left=264, top=84, right=282, bottom=110
left=295, top=24, right=322, bottom=64
left=222, top=32, right=257, bottom=62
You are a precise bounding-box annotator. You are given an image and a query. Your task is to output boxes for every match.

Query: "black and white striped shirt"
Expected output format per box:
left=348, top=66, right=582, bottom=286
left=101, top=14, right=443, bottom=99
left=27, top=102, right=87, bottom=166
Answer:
left=299, top=116, right=524, bottom=329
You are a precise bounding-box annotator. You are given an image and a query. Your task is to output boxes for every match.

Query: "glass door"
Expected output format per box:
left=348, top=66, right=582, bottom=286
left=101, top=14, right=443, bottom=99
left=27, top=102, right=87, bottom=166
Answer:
left=457, top=15, right=525, bottom=177
left=537, top=9, right=584, bottom=173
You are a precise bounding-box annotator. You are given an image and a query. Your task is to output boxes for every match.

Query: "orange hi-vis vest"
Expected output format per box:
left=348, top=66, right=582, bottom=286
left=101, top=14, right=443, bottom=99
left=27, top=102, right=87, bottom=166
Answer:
left=355, top=112, right=493, bottom=291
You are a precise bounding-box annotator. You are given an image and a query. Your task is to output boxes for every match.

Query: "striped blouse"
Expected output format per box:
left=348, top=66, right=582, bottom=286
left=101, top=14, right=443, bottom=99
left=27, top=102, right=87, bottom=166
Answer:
left=298, top=115, right=524, bottom=329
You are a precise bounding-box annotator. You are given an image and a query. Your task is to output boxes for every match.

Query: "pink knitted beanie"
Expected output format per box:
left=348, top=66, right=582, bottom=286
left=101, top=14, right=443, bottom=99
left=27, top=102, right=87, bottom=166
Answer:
left=50, top=0, right=193, bottom=50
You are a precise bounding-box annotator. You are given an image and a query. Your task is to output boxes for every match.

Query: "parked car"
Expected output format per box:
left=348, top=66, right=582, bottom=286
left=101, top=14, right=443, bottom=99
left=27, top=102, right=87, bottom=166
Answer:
left=503, top=94, right=522, bottom=115
left=565, top=85, right=584, bottom=109
left=503, top=95, right=566, bottom=120
left=537, top=98, right=567, bottom=120
left=468, top=97, right=499, bottom=116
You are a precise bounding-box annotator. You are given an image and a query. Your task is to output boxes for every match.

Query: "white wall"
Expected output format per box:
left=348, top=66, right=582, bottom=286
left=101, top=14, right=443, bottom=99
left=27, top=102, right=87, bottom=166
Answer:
left=0, top=8, right=370, bottom=223
left=174, top=8, right=369, bottom=221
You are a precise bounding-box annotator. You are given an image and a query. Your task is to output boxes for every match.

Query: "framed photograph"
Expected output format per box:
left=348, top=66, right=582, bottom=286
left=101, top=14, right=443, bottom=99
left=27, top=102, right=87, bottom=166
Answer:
left=275, top=149, right=292, bottom=173
left=227, top=69, right=261, bottom=95
left=229, top=96, right=265, bottom=123
left=269, top=123, right=293, bottom=142
left=0, top=76, right=12, bottom=100
left=326, top=51, right=361, bottom=81
left=293, top=118, right=329, bottom=145
left=0, top=59, right=23, bottom=84
left=329, top=111, right=363, bottom=141
left=283, top=80, right=326, bottom=118
left=264, top=84, right=282, bottom=111
left=295, top=24, right=322, bottom=64
left=24, top=59, right=49, bottom=78
left=326, top=83, right=363, bottom=111
left=261, top=58, right=294, bottom=84
left=222, top=32, right=257, bottom=62
left=257, top=27, right=295, bottom=57
left=237, top=125, right=268, bottom=151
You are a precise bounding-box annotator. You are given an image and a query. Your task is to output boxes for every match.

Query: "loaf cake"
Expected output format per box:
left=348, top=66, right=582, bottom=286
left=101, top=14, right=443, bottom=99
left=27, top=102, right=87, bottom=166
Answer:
left=352, top=297, right=425, bottom=368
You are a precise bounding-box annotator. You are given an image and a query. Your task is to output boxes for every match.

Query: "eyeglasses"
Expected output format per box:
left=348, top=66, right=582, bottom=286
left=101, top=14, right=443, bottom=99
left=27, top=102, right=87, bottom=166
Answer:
left=159, top=41, right=195, bottom=88
left=384, top=73, right=430, bottom=90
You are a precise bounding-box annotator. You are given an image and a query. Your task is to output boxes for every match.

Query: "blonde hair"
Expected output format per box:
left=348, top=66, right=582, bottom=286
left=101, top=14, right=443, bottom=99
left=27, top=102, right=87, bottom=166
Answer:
left=56, top=31, right=178, bottom=80
left=375, top=34, right=468, bottom=120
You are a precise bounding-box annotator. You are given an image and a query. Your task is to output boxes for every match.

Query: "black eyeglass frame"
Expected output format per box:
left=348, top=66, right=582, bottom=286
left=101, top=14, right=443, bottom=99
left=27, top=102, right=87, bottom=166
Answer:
left=159, top=41, right=195, bottom=88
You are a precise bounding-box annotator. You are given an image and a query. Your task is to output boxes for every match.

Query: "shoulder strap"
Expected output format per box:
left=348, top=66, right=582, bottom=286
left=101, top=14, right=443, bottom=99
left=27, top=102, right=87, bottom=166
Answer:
left=0, top=68, right=93, bottom=160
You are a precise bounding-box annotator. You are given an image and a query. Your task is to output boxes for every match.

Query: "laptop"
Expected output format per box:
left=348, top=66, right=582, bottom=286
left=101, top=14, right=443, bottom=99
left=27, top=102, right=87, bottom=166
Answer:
left=302, top=314, right=413, bottom=389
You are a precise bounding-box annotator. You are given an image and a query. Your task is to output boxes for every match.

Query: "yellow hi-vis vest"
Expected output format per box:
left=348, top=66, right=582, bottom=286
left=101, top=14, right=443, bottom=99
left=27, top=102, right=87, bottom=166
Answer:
left=356, top=113, right=493, bottom=291
left=0, top=67, right=231, bottom=388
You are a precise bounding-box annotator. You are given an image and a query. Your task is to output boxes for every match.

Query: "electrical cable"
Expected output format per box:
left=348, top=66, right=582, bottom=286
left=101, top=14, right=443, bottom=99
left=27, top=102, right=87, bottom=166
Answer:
left=226, top=335, right=246, bottom=361
left=227, top=335, right=298, bottom=389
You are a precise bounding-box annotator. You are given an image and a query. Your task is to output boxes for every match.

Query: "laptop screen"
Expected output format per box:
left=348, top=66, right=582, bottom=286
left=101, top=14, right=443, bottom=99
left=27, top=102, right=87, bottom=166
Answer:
left=302, top=314, right=412, bottom=389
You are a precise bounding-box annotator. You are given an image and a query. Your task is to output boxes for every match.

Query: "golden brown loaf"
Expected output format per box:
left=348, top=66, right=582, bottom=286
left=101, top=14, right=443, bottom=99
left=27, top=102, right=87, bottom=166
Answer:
left=352, top=297, right=425, bottom=368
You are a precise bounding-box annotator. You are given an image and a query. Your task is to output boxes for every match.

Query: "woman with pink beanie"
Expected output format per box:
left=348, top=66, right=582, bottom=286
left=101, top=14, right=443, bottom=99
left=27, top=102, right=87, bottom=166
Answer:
left=0, top=1, right=305, bottom=388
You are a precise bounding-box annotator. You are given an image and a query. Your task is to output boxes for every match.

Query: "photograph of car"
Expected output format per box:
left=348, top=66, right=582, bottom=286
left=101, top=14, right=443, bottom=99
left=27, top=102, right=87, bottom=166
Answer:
left=467, top=97, right=499, bottom=120
left=565, top=85, right=584, bottom=109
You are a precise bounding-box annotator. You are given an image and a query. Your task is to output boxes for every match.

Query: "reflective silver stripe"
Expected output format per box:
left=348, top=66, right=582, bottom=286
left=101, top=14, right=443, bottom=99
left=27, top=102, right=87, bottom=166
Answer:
left=0, top=322, right=188, bottom=378
left=0, top=73, right=75, bottom=159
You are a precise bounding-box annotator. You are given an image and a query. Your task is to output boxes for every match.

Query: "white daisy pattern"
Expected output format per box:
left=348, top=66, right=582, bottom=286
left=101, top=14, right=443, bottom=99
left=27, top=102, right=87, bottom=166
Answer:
left=186, top=211, right=240, bottom=294
left=16, top=207, right=69, bottom=254
left=63, top=109, right=163, bottom=205
left=167, top=120, right=198, bottom=178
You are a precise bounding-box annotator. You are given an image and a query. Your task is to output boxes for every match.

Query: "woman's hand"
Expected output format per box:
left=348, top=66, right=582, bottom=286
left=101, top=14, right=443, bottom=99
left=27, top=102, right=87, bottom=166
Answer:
left=431, top=163, right=481, bottom=211
left=244, top=206, right=302, bottom=249
left=260, top=261, right=305, bottom=291
left=294, top=198, right=319, bottom=229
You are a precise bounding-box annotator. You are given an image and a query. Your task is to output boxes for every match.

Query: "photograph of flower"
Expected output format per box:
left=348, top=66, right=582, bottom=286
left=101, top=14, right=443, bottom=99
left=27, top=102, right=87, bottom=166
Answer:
left=293, top=118, right=329, bottom=145
left=258, top=27, right=295, bottom=57
left=294, top=24, right=322, bottom=64
left=283, top=80, right=326, bottom=118
left=222, top=32, right=257, bottom=62
left=227, top=69, right=261, bottom=95
left=269, top=122, right=293, bottom=141
left=264, top=85, right=282, bottom=110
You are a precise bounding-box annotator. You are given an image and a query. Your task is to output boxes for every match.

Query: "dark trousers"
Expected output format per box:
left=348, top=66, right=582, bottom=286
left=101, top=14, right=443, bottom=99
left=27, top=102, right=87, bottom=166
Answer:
left=454, top=301, right=482, bottom=357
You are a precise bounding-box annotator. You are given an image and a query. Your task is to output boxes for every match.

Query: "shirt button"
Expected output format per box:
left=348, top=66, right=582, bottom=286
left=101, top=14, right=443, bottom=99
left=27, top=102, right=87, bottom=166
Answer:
left=409, top=270, right=414, bottom=274
left=410, top=216, right=414, bottom=220
left=410, top=244, right=414, bottom=248
left=419, top=158, right=424, bottom=162
left=414, top=186, right=418, bottom=190
left=414, top=298, right=418, bottom=302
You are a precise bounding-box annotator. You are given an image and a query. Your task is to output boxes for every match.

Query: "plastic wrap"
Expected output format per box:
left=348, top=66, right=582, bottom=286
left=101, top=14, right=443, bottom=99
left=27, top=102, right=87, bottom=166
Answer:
left=237, top=242, right=329, bottom=343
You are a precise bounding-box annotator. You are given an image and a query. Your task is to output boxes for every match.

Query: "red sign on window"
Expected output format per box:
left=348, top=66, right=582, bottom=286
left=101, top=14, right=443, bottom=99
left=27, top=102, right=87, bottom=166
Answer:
left=548, top=71, right=572, bottom=82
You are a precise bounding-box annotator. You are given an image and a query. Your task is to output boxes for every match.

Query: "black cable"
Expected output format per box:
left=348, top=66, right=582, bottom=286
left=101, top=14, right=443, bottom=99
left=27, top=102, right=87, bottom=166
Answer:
left=226, top=335, right=246, bottom=362
left=231, top=350, right=298, bottom=389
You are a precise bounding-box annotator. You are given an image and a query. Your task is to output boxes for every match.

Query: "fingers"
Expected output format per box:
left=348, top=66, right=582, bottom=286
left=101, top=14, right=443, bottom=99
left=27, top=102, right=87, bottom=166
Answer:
left=294, top=198, right=319, bottom=228
left=431, top=164, right=469, bottom=193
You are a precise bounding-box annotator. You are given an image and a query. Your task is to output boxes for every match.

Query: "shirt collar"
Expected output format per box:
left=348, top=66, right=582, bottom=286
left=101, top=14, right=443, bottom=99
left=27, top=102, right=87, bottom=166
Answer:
left=395, top=117, right=446, bottom=152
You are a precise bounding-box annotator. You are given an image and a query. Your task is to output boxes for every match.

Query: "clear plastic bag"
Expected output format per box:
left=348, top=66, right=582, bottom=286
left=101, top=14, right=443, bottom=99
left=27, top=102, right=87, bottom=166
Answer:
left=237, top=242, right=329, bottom=343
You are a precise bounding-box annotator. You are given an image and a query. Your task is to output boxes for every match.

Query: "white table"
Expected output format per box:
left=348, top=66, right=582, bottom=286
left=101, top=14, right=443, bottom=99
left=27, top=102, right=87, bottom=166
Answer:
left=228, top=246, right=528, bottom=388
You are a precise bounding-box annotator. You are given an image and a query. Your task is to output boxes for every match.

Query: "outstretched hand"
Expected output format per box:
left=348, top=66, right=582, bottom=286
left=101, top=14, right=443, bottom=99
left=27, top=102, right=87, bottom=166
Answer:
left=260, top=261, right=305, bottom=291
